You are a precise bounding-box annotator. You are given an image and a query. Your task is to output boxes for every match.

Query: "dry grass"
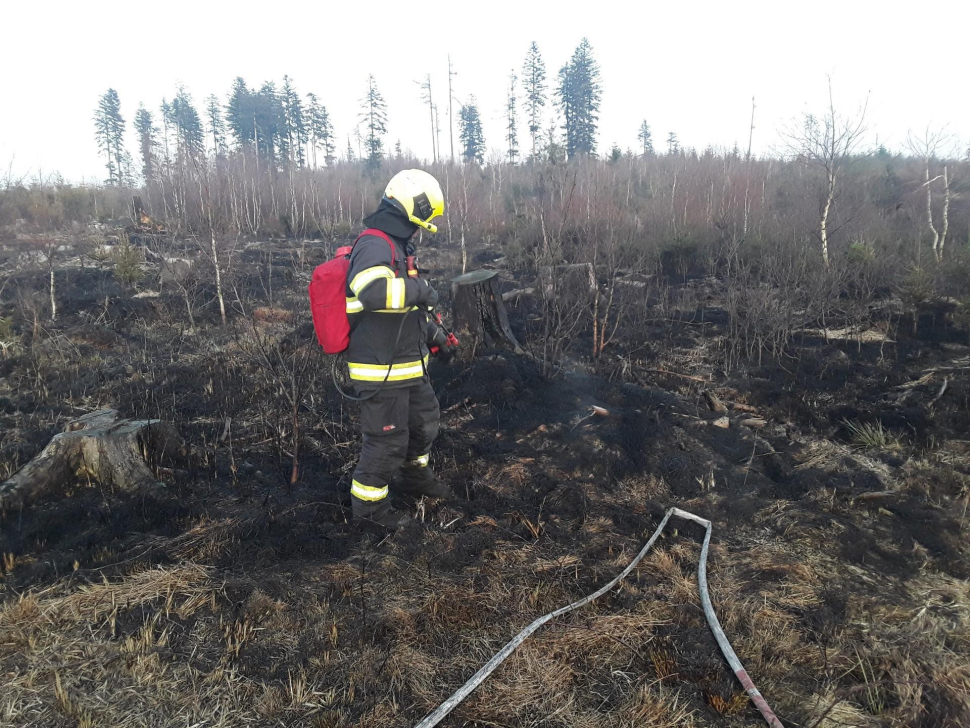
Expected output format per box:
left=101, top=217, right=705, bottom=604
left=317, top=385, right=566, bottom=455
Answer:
left=800, top=691, right=877, bottom=728
left=704, top=689, right=748, bottom=716
left=649, top=640, right=679, bottom=680
left=252, top=306, right=296, bottom=324
left=0, top=564, right=223, bottom=727
left=842, top=418, right=905, bottom=450
left=3, top=377, right=970, bottom=728
left=616, top=684, right=697, bottom=727
left=0, top=563, right=214, bottom=630
left=467, top=644, right=579, bottom=724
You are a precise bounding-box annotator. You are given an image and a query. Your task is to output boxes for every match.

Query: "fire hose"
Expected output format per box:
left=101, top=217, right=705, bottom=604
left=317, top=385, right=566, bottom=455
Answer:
left=413, top=507, right=785, bottom=728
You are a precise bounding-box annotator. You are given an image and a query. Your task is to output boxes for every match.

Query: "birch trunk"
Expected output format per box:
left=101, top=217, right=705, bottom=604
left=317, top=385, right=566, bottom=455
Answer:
left=926, top=160, right=940, bottom=261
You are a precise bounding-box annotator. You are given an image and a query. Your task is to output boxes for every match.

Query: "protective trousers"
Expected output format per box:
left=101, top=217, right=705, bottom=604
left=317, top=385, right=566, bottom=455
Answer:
left=351, top=379, right=440, bottom=519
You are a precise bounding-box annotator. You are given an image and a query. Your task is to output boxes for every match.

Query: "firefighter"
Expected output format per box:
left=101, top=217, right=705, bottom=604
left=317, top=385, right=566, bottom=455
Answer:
left=345, top=170, right=457, bottom=529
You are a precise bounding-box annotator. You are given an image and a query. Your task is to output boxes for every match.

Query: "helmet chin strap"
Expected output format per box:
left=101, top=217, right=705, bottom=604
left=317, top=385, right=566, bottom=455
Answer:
left=381, top=193, right=437, bottom=234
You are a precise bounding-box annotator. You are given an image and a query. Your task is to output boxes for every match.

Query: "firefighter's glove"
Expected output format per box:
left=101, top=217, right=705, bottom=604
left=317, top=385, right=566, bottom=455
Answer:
left=430, top=328, right=456, bottom=361
left=419, top=280, right=440, bottom=310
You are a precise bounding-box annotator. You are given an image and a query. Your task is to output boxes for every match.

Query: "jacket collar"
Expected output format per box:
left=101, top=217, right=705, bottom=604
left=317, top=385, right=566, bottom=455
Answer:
left=362, top=199, right=419, bottom=242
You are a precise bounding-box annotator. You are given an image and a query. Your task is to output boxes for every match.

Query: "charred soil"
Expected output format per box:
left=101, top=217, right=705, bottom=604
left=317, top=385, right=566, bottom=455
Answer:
left=1, top=239, right=969, bottom=727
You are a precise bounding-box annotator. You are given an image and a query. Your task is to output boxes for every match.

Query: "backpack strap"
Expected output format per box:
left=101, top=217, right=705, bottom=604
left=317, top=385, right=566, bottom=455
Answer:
left=353, top=228, right=397, bottom=269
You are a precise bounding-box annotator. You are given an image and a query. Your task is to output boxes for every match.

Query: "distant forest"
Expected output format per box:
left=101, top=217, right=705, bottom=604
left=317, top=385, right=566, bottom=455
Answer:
left=89, top=39, right=602, bottom=188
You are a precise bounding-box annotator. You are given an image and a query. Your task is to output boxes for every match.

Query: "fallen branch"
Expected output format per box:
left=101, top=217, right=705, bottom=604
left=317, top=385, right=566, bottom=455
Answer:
left=501, top=287, right=535, bottom=303
left=852, top=491, right=897, bottom=504
left=570, top=406, right=612, bottom=431
left=897, top=373, right=934, bottom=390
left=739, top=418, right=768, bottom=429
left=729, top=402, right=760, bottom=414
left=923, top=357, right=970, bottom=374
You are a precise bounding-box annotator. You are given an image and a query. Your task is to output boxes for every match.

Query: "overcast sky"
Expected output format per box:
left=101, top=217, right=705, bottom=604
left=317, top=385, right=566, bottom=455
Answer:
left=4, top=0, right=967, bottom=183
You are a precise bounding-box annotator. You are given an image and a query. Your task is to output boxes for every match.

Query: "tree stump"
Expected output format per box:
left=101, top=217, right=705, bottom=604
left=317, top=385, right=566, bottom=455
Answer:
left=451, top=270, right=523, bottom=354
left=0, top=409, right=187, bottom=511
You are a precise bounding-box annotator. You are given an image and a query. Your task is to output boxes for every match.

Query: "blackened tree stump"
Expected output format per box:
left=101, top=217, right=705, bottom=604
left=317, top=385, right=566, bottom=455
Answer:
left=0, top=409, right=187, bottom=511
left=451, top=270, right=523, bottom=354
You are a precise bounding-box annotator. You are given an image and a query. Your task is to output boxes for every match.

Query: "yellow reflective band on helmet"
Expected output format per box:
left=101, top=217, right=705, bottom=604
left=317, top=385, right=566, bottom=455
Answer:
left=351, top=480, right=388, bottom=502
left=346, top=297, right=363, bottom=313
left=350, top=266, right=394, bottom=296
left=347, top=355, right=429, bottom=382
left=411, top=454, right=430, bottom=467
left=386, top=278, right=406, bottom=309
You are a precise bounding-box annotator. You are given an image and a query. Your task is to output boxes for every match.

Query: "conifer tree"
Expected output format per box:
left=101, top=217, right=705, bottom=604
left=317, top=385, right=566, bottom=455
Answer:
left=305, top=93, right=334, bottom=167
left=638, top=120, right=653, bottom=155
left=205, top=94, right=227, bottom=157
left=255, top=82, right=284, bottom=165
left=171, top=86, right=205, bottom=161
left=557, top=38, right=602, bottom=158
left=359, top=75, right=388, bottom=168
left=133, top=104, right=158, bottom=183
left=506, top=71, right=519, bottom=164
left=226, top=77, right=256, bottom=149
left=459, top=96, right=485, bottom=164
left=159, top=98, right=173, bottom=169
left=522, top=42, right=547, bottom=160
left=281, top=76, right=307, bottom=167
left=94, top=89, right=129, bottom=185
left=666, top=131, right=680, bottom=155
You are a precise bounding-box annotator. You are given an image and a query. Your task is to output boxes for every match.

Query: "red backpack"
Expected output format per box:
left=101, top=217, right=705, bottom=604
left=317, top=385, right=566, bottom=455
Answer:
left=309, top=229, right=397, bottom=354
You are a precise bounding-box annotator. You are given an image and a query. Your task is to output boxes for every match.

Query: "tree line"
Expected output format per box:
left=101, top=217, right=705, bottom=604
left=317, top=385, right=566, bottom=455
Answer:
left=13, top=35, right=960, bottom=293
left=92, top=38, right=613, bottom=186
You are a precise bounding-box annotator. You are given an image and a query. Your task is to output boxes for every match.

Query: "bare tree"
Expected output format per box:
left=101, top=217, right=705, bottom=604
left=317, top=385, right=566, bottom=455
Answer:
left=237, top=313, right=319, bottom=485
left=906, top=127, right=953, bottom=262
left=780, top=78, right=869, bottom=266
left=529, top=170, right=588, bottom=377
left=588, top=221, right=631, bottom=359
left=190, top=152, right=228, bottom=326
left=459, top=164, right=470, bottom=274
left=24, top=235, right=59, bottom=322
left=417, top=74, right=437, bottom=163
left=448, top=55, right=457, bottom=162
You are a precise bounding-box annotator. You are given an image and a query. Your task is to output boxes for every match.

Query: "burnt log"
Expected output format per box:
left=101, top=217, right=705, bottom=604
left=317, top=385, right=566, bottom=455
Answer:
left=0, top=409, right=187, bottom=511
left=703, top=390, right=728, bottom=414
left=451, top=270, right=523, bottom=354
left=501, top=287, right=535, bottom=304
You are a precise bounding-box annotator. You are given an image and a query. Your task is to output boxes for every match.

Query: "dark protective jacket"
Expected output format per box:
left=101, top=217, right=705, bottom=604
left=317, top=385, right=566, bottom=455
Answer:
left=344, top=202, right=443, bottom=387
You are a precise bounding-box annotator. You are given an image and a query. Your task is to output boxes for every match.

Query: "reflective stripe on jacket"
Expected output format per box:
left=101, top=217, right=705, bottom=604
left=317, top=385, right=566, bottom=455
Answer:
left=345, top=231, right=442, bottom=387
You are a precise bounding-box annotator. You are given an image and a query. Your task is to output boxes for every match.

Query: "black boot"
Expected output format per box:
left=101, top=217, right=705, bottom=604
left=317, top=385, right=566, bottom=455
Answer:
left=352, top=496, right=411, bottom=530
left=394, top=465, right=451, bottom=499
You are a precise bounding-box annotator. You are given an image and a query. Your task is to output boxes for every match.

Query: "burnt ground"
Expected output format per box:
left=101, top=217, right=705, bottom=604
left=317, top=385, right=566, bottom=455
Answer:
left=1, top=238, right=969, bottom=727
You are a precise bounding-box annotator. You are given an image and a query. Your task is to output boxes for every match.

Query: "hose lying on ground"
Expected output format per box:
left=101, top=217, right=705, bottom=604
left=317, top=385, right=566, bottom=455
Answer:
left=413, top=507, right=785, bottom=728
